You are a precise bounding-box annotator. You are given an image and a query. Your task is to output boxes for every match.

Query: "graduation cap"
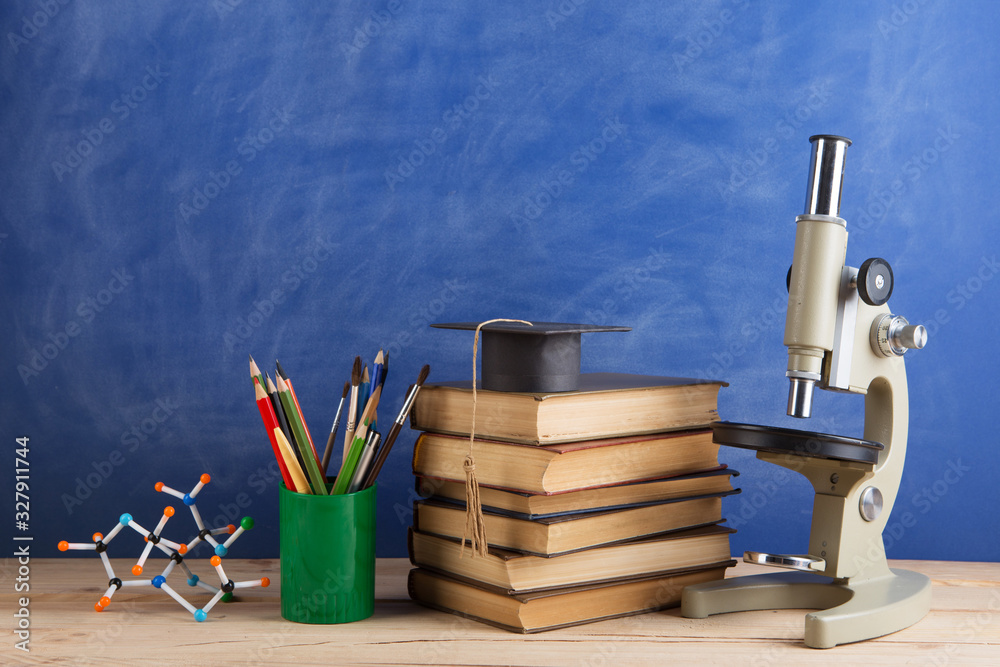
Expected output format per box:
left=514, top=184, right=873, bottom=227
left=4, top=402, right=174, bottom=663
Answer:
left=431, top=321, right=631, bottom=393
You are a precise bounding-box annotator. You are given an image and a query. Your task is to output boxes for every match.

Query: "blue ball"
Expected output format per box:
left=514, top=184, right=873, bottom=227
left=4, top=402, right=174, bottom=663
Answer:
left=152, top=576, right=165, bottom=588
left=119, top=513, right=132, bottom=525
left=187, top=575, right=199, bottom=586
left=194, top=609, right=207, bottom=622
left=215, top=545, right=228, bottom=557
left=183, top=494, right=195, bottom=506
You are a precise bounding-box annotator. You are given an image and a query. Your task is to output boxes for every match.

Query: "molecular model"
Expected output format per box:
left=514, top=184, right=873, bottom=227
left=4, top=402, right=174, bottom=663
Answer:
left=58, top=474, right=269, bottom=622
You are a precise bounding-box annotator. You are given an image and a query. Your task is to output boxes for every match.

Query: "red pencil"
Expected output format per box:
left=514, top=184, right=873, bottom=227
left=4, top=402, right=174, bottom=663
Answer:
left=255, top=378, right=293, bottom=488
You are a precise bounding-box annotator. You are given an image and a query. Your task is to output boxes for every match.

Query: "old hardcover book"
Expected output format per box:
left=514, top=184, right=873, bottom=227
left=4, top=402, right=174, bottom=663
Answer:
left=416, top=469, right=737, bottom=518
left=412, top=494, right=728, bottom=556
left=407, top=562, right=735, bottom=633
left=412, top=429, right=719, bottom=494
left=408, top=524, right=735, bottom=592
left=409, top=373, right=725, bottom=445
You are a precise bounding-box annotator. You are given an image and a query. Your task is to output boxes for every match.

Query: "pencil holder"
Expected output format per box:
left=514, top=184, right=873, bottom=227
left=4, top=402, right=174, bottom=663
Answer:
left=279, top=481, right=377, bottom=623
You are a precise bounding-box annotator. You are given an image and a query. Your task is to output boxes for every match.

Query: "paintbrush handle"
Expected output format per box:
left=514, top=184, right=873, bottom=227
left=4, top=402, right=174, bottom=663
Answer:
left=361, top=421, right=402, bottom=489
left=321, top=396, right=346, bottom=475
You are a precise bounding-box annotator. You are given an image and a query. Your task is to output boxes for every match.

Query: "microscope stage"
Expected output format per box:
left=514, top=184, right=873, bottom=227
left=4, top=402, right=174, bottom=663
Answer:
left=711, top=421, right=883, bottom=464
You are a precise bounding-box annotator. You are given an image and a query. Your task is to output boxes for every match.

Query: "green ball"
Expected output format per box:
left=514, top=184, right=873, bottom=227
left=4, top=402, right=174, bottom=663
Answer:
left=240, top=516, right=255, bottom=530
left=221, top=592, right=234, bottom=603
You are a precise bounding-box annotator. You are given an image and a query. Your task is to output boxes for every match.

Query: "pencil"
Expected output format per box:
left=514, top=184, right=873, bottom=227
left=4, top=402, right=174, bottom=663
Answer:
left=254, top=378, right=293, bottom=489
left=370, top=349, right=384, bottom=393
left=362, top=364, right=429, bottom=489
left=277, top=374, right=328, bottom=495
left=266, top=373, right=298, bottom=466
left=321, top=381, right=350, bottom=476
left=332, top=384, right=382, bottom=495
left=369, top=350, right=384, bottom=426
left=274, top=428, right=311, bottom=494
left=342, top=357, right=362, bottom=466
left=276, top=359, right=322, bottom=469
left=249, top=355, right=266, bottom=389
left=356, top=365, right=370, bottom=427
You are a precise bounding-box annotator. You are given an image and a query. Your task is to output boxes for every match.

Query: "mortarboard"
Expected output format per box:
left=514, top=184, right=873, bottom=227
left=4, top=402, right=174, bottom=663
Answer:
left=431, top=321, right=631, bottom=393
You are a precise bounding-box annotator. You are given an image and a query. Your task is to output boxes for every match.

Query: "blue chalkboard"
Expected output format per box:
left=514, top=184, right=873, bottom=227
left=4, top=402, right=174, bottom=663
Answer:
left=2, top=1, right=998, bottom=563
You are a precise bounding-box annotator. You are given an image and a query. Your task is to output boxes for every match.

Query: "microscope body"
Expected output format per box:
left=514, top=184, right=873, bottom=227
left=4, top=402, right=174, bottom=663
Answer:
left=681, top=135, right=931, bottom=648
left=778, top=136, right=925, bottom=580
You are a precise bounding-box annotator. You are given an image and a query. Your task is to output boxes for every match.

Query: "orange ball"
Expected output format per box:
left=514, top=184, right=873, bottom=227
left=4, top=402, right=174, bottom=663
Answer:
left=94, top=602, right=104, bottom=612
left=210, top=556, right=221, bottom=567
left=261, top=577, right=271, bottom=588
left=178, top=544, right=188, bottom=555
left=164, top=506, right=175, bottom=517
left=99, top=596, right=111, bottom=608
left=58, top=541, right=69, bottom=552
left=92, top=533, right=103, bottom=543
left=132, top=565, right=143, bottom=576
left=200, top=473, right=211, bottom=484
left=227, top=524, right=236, bottom=535
left=154, top=482, right=163, bottom=492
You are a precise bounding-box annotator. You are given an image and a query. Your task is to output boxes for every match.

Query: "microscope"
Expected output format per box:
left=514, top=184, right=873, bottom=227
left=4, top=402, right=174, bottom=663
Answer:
left=681, top=136, right=931, bottom=648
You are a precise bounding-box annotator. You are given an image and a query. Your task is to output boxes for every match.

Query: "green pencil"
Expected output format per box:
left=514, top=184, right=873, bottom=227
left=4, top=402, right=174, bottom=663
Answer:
left=332, top=384, right=382, bottom=495
left=332, top=432, right=368, bottom=495
left=276, top=374, right=328, bottom=495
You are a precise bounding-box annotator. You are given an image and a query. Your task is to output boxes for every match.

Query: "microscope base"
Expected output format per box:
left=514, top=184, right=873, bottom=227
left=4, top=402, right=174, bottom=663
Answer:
left=680, top=568, right=931, bottom=649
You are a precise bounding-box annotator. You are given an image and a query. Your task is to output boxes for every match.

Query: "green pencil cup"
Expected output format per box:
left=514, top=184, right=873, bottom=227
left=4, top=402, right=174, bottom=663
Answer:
left=279, top=481, right=376, bottom=623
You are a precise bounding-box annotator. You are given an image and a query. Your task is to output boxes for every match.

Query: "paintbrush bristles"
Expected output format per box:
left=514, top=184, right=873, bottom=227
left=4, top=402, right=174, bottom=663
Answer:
left=416, top=364, right=430, bottom=387
left=351, top=356, right=362, bottom=384
left=341, top=380, right=350, bottom=398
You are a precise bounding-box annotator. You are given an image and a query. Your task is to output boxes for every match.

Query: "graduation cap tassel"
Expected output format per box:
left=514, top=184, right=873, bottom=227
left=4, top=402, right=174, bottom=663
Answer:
left=460, top=318, right=532, bottom=558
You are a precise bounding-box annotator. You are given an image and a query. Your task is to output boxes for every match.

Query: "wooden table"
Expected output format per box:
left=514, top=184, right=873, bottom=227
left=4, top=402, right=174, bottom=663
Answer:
left=4, top=558, right=998, bottom=665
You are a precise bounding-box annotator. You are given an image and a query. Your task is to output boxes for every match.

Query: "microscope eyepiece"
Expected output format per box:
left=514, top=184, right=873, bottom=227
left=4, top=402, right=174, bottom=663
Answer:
left=804, top=135, right=852, bottom=217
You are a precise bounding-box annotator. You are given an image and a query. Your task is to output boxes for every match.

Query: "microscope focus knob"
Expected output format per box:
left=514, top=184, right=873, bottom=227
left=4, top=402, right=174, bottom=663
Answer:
left=858, top=257, right=894, bottom=306
left=871, top=314, right=927, bottom=357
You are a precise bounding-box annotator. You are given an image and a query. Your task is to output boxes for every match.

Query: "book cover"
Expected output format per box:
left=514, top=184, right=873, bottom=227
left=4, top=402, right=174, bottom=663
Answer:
left=407, top=561, right=736, bottom=633
left=408, top=524, right=736, bottom=592
left=415, top=468, right=738, bottom=518
left=413, top=494, right=727, bottom=556
left=412, top=429, right=720, bottom=494
left=410, top=373, right=725, bottom=444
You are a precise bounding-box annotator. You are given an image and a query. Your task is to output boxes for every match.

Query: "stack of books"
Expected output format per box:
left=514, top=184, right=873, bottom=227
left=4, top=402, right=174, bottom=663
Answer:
left=406, top=373, right=739, bottom=632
